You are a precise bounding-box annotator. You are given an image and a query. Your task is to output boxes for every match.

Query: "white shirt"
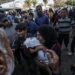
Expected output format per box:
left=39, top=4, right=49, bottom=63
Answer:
left=37, top=50, right=49, bottom=65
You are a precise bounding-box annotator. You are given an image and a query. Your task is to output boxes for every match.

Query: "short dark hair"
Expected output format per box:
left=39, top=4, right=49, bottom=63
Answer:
left=15, top=23, right=26, bottom=31
left=36, top=5, right=42, bottom=10
left=0, top=23, right=3, bottom=27
left=21, top=11, right=27, bottom=14
left=62, top=8, right=68, bottom=12
left=36, top=5, right=42, bottom=8
left=2, top=19, right=8, bottom=23
left=0, top=10, right=4, bottom=13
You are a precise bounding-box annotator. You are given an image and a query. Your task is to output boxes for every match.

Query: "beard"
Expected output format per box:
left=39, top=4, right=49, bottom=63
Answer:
left=37, top=12, right=43, bottom=17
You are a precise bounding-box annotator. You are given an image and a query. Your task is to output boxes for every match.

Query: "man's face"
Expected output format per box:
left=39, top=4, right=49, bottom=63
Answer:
left=36, top=6, right=43, bottom=16
left=24, top=16, right=29, bottom=23
left=21, top=16, right=29, bottom=24
left=60, top=10, right=67, bottom=17
left=21, top=12, right=28, bottom=17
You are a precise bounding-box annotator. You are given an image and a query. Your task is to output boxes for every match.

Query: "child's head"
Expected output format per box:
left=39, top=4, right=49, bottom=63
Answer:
left=15, top=23, right=27, bottom=38
left=2, top=19, right=10, bottom=28
left=24, top=37, right=41, bottom=49
left=0, top=50, right=7, bottom=75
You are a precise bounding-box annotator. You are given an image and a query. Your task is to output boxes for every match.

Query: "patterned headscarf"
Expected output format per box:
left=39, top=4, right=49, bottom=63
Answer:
left=0, top=28, right=14, bottom=75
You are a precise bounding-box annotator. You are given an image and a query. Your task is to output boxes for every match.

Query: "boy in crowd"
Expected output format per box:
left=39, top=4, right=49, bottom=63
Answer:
left=12, top=23, right=27, bottom=64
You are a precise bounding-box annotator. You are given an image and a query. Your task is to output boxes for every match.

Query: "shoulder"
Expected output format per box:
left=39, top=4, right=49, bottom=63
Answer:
left=0, top=28, right=7, bottom=36
left=41, top=15, right=47, bottom=18
left=35, top=16, right=39, bottom=20
left=43, top=15, right=48, bottom=18
left=30, top=21, right=37, bottom=25
left=7, top=15, right=11, bottom=18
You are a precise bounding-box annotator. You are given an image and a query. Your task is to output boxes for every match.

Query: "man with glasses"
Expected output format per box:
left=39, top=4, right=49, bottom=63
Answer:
left=20, top=15, right=38, bottom=37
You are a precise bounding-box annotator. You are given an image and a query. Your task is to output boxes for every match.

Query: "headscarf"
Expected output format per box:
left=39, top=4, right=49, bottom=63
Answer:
left=0, top=28, right=14, bottom=75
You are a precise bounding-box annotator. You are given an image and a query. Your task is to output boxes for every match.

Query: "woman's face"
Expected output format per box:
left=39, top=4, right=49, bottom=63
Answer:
left=37, top=32, right=45, bottom=44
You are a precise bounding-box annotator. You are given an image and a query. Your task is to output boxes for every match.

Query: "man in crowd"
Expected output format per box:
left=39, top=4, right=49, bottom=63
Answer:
left=20, top=15, right=38, bottom=37
left=57, top=8, right=72, bottom=55
left=35, top=5, right=49, bottom=26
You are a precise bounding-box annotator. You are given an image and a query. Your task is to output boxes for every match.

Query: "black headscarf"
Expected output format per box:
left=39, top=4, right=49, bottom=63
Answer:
left=37, top=25, right=57, bottom=49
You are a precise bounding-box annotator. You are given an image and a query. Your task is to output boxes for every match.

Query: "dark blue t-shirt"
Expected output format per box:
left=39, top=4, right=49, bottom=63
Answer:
left=27, top=21, right=38, bottom=36
left=35, top=15, right=49, bottom=26
left=0, top=13, right=6, bottom=23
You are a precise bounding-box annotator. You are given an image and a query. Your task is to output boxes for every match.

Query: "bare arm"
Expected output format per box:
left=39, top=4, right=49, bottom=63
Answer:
left=30, top=45, right=46, bottom=53
left=29, top=48, right=38, bottom=53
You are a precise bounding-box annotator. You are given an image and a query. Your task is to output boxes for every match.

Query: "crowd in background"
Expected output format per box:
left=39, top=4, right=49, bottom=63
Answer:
left=0, top=5, right=75, bottom=75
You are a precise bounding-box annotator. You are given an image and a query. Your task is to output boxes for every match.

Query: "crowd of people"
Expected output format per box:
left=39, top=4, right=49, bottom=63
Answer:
left=0, top=5, right=75, bottom=75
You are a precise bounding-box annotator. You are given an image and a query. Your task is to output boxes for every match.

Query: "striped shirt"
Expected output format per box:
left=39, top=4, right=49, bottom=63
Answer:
left=57, top=17, right=72, bottom=33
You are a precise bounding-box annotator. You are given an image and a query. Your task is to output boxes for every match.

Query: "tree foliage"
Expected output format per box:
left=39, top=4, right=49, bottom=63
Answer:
left=54, top=0, right=67, bottom=7
left=43, top=0, right=48, bottom=4
left=43, top=0, right=48, bottom=8
left=65, top=0, right=75, bottom=6
left=23, top=0, right=37, bottom=9
left=32, top=0, right=37, bottom=7
left=24, top=0, right=32, bottom=8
